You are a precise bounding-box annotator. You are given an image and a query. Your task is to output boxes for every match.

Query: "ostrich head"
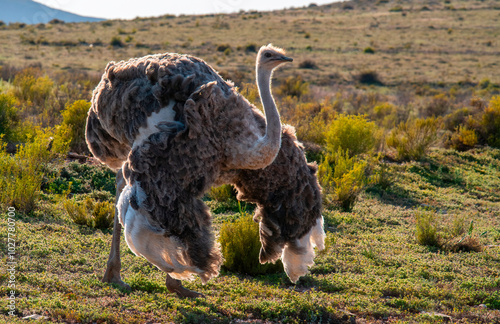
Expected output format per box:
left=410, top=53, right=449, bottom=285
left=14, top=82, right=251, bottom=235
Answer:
left=257, top=44, right=293, bottom=70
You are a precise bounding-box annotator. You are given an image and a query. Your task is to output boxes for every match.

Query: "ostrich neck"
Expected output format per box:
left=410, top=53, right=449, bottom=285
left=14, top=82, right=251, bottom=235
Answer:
left=257, top=67, right=281, bottom=142
left=227, top=65, right=282, bottom=170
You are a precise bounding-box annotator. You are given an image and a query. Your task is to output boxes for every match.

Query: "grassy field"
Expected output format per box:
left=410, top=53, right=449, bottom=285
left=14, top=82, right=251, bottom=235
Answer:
left=0, top=148, right=499, bottom=323
left=0, top=0, right=499, bottom=86
left=1, top=0, right=500, bottom=323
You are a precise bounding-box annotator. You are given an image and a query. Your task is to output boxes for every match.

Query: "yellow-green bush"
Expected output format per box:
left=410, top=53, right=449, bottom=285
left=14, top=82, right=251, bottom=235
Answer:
left=276, top=75, right=309, bottom=99
left=386, top=117, right=439, bottom=161
left=0, top=93, right=20, bottom=142
left=415, top=209, right=439, bottom=247
left=481, top=96, right=500, bottom=148
left=325, top=114, right=377, bottom=157
left=207, top=184, right=237, bottom=202
left=12, top=68, right=54, bottom=107
left=445, top=125, right=478, bottom=151
left=58, top=100, right=91, bottom=153
left=219, top=212, right=283, bottom=275
left=0, top=127, right=67, bottom=212
left=64, top=197, right=114, bottom=230
left=319, top=148, right=369, bottom=211
left=371, top=102, right=399, bottom=129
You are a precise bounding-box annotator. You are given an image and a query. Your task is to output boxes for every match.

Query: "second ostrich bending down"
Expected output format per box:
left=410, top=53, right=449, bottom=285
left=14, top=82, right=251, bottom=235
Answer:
left=86, top=45, right=325, bottom=297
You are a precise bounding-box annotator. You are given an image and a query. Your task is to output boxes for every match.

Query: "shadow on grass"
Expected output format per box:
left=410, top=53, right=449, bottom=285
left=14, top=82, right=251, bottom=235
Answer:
left=366, top=184, right=420, bottom=209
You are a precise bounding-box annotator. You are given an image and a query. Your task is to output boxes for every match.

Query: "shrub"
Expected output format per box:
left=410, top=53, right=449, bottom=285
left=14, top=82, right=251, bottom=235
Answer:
left=324, top=114, right=377, bottom=157
left=363, top=47, right=375, bottom=54
left=480, top=96, right=500, bottom=148
left=63, top=198, right=88, bottom=226
left=372, top=161, right=392, bottom=190
left=372, top=102, right=399, bottom=129
left=239, top=83, right=260, bottom=106
left=416, top=210, right=484, bottom=252
left=59, top=100, right=91, bottom=153
left=357, top=71, right=383, bottom=85
left=0, top=93, right=20, bottom=142
left=244, top=43, right=257, bottom=53
left=445, top=125, right=478, bottom=151
left=276, top=75, right=309, bottom=99
left=110, top=36, right=124, bottom=47
left=207, top=184, right=237, bottom=202
left=43, top=161, right=116, bottom=195
left=12, top=69, right=54, bottom=107
left=386, top=117, right=440, bottom=161
left=92, top=200, right=115, bottom=229
left=423, top=93, right=450, bottom=118
left=64, top=197, right=114, bottom=230
left=279, top=98, right=338, bottom=145
left=389, top=6, right=403, bottom=12
left=216, top=44, right=231, bottom=52
left=219, top=212, right=283, bottom=275
left=298, top=60, right=318, bottom=69
left=443, top=107, right=475, bottom=132
left=319, top=148, right=369, bottom=211
left=0, top=128, right=64, bottom=212
left=415, top=209, right=439, bottom=247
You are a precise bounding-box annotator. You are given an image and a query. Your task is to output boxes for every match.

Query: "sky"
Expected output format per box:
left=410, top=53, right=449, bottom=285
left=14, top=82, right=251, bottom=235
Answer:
left=33, top=0, right=338, bottom=20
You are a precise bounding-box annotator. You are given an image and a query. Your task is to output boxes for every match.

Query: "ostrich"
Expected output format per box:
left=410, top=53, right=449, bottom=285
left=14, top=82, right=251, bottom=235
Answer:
left=86, top=45, right=325, bottom=297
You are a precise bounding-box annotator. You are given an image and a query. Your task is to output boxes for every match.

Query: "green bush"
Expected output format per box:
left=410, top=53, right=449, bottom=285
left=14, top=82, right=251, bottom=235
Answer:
left=325, top=114, right=377, bottom=157
left=363, top=47, right=375, bottom=54
left=276, top=75, right=309, bottom=99
left=0, top=93, right=20, bottom=142
left=64, top=197, right=114, bottom=230
left=58, top=100, right=91, bottom=153
left=480, top=96, right=500, bottom=148
left=415, top=210, right=484, bottom=252
left=445, top=125, right=478, bottom=151
left=43, top=161, right=116, bottom=195
left=12, top=69, right=54, bottom=107
left=372, top=102, right=399, bottom=129
left=319, top=148, right=369, bottom=211
left=386, top=117, right=439, bottom=161
left=280, top=98, right=338, bottom=145
left=0, top=128, right=65, bottom=212
left=415, top=209, right=439, bottom=247
left=207, top=184, right=236, bottom=202
left=357, top=70, right=383, bottom=85
left=110, top=36, right=124, bottom=47
left=219, top=212, right=283, bottom=275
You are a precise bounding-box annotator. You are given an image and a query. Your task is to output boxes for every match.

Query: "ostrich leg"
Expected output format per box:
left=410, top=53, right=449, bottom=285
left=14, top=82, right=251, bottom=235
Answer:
left=102, top=168, right=131, bottom=290
left=165, top=274, right=205, bottom=298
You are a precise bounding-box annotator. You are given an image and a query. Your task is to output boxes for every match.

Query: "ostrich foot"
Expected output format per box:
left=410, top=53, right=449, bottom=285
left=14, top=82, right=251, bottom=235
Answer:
left=166, top=274, right=204, bottom=298
left=102, top=265, right=131, bottom=290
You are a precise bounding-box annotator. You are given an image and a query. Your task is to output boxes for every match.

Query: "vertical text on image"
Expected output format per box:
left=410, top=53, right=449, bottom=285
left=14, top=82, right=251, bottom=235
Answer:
left=7, top=206, right=17, bottom=316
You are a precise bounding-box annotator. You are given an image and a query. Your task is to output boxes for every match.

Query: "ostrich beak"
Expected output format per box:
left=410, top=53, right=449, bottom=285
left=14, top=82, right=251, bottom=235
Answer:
left=279, top=55, right=293, bottom=62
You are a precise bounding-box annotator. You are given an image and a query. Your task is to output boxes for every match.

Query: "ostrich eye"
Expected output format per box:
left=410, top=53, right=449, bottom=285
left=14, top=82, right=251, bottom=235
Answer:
left=264, top=52, right=272, bottom=58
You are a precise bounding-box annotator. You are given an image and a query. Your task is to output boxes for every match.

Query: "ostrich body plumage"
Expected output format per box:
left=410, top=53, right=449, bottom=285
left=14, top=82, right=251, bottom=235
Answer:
left=86, top=46, right=325, bottom=289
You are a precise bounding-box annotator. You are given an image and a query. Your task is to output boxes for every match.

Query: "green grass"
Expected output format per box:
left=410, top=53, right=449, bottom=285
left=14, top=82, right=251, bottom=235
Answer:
left=0, top=147, right=499, bottom=323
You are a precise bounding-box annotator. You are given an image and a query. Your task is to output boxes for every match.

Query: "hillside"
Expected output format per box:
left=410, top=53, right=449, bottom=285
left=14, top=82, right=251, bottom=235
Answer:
left=0, top=0, right=499, bottom=323
left=0, top=0, right=103, bottom=24
left=0, top=0, right=499, bottom=86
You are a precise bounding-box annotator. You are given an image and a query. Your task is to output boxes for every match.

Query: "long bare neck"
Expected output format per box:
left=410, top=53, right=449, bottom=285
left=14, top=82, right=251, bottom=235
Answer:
left=257, top=66, right=281, bottom=144
left=225, top=63, right=282, bottom=170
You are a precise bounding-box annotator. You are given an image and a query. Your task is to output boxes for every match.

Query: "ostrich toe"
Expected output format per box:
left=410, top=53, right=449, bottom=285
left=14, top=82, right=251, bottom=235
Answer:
left=166, top=274, right=205, bottom=298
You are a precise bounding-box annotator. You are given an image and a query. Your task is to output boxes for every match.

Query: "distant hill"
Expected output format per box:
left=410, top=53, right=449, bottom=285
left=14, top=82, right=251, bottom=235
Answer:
left=0, top=0, right=104, bottom=24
